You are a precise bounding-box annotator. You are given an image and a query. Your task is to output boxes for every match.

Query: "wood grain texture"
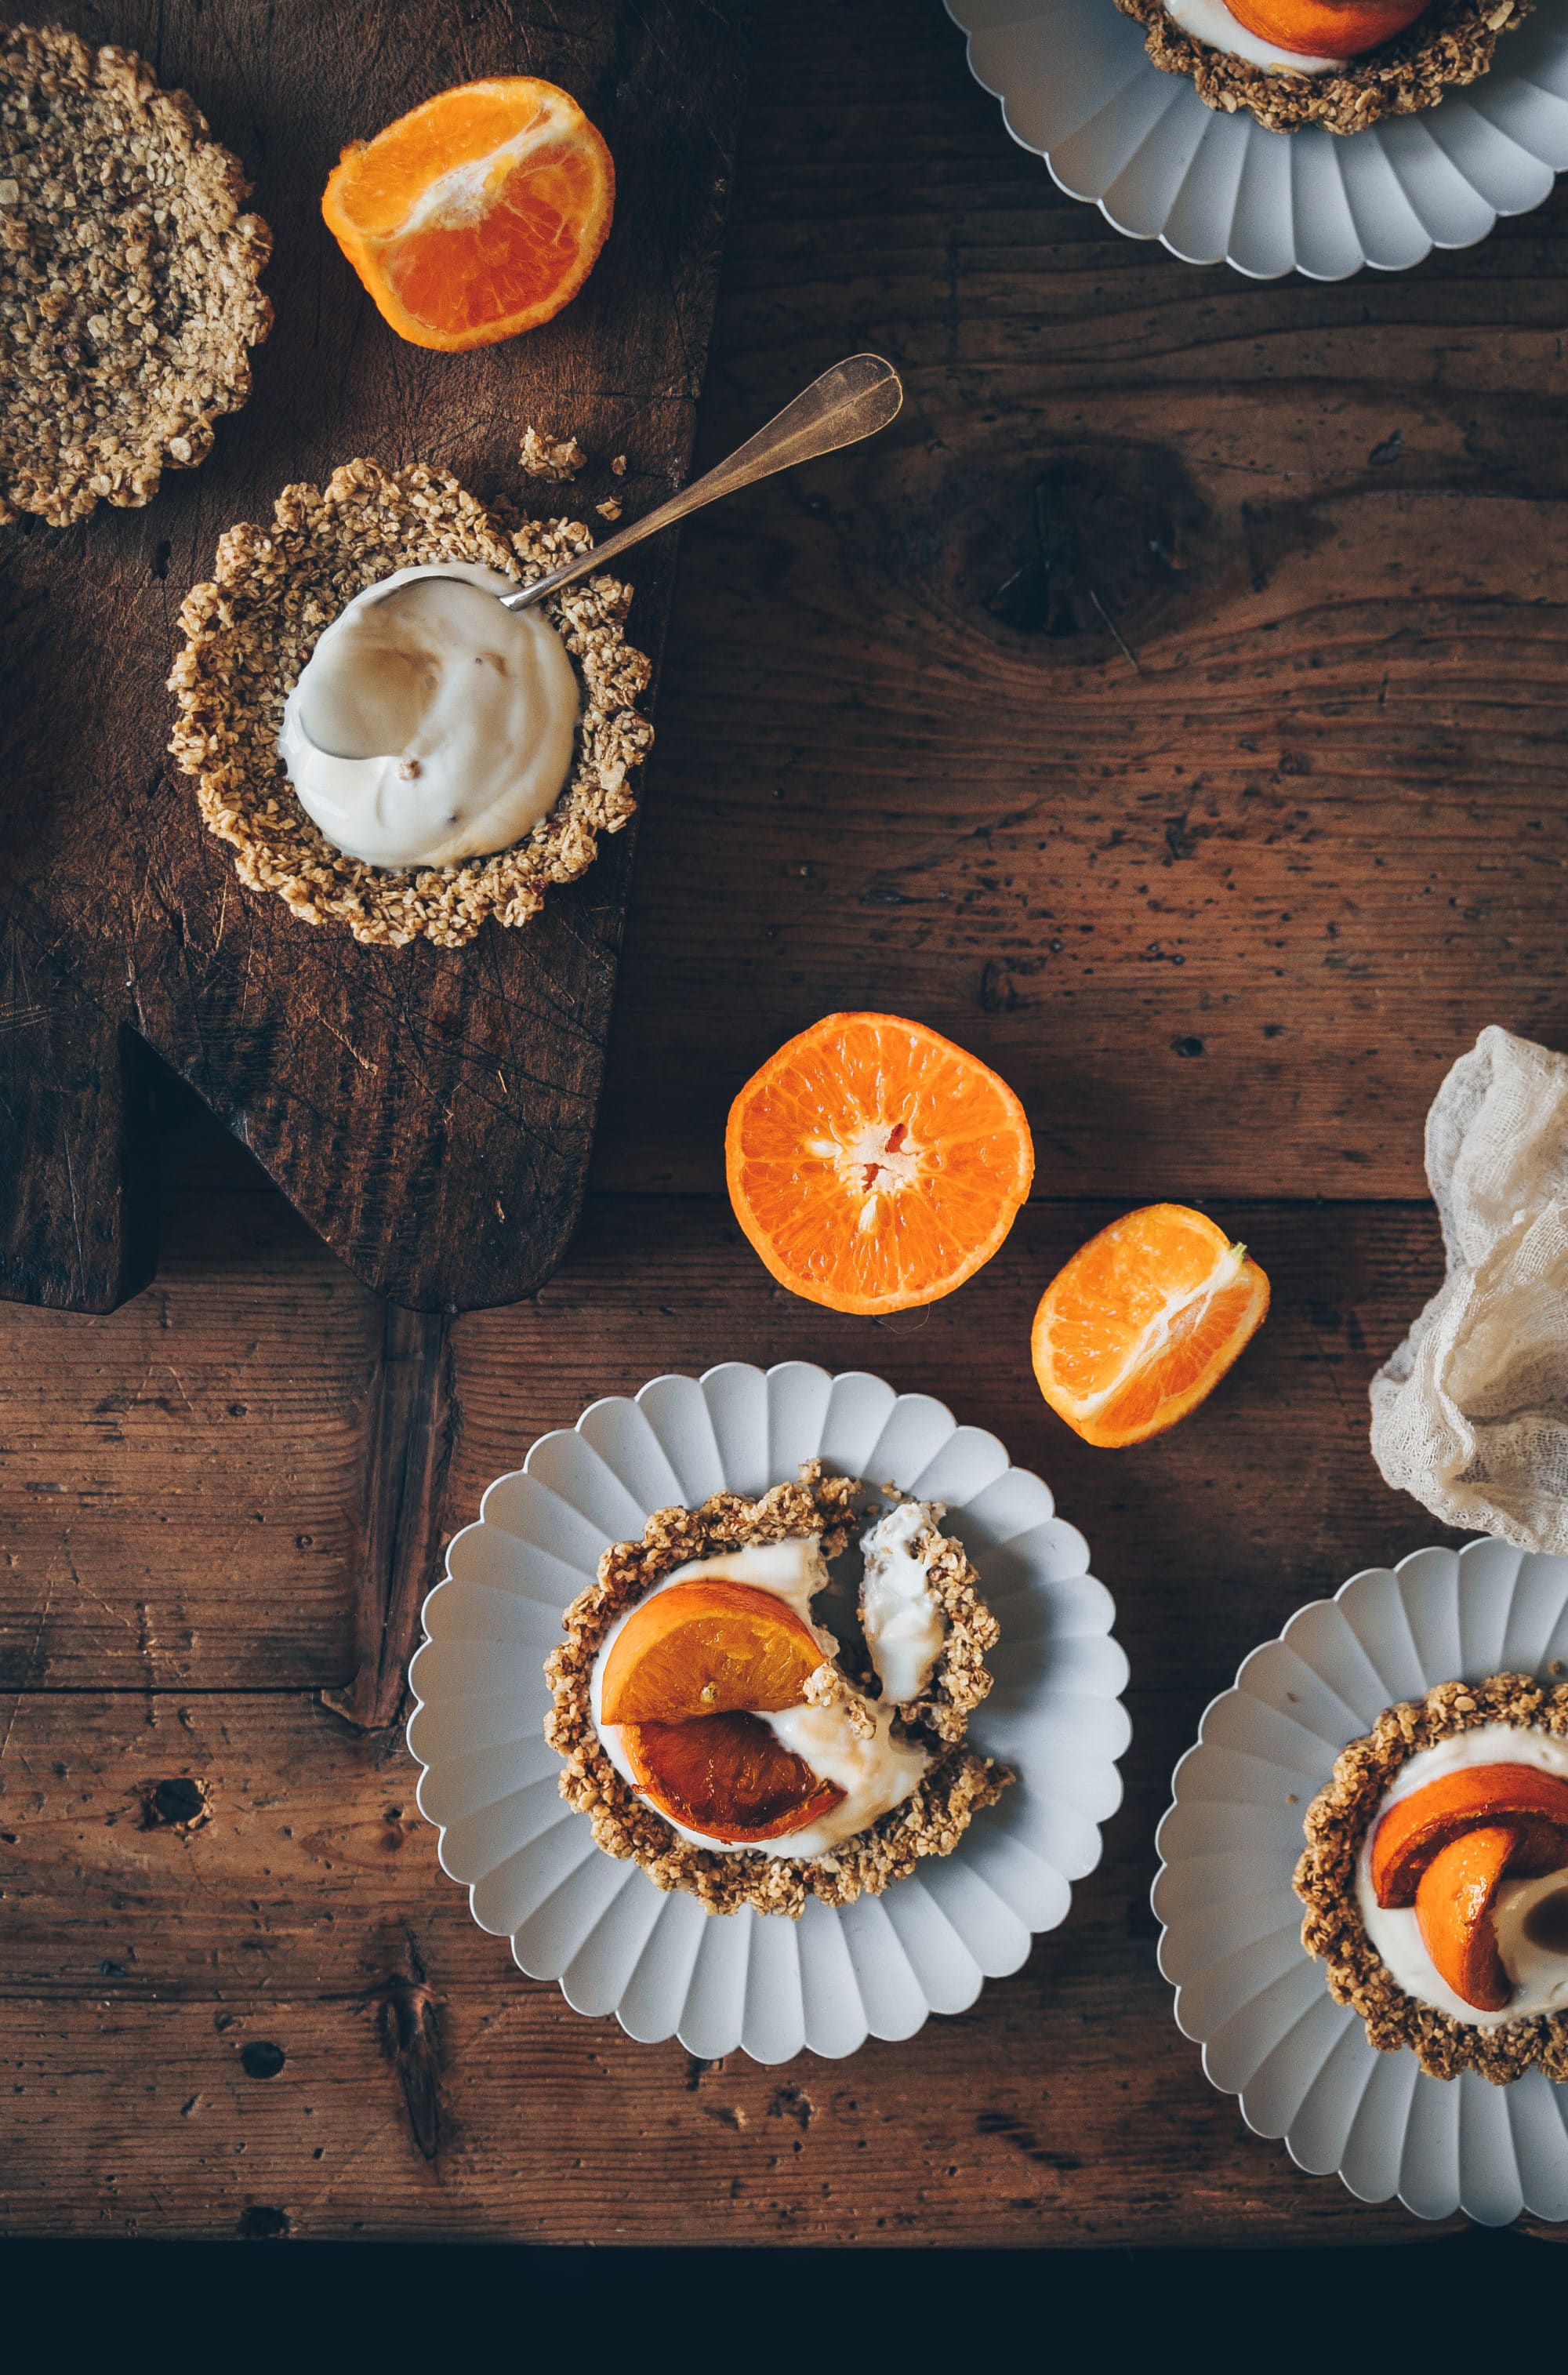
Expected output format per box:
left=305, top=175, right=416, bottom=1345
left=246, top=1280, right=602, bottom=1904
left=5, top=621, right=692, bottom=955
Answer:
left=0, top=0, right=750, bottom=1314
left=591, top=1, right=1568, bottom=1203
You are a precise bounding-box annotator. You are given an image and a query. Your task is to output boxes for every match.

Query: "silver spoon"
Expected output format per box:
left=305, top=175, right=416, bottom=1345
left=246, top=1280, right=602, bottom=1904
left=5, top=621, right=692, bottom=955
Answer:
left=499, top=352, right=903, bottom=613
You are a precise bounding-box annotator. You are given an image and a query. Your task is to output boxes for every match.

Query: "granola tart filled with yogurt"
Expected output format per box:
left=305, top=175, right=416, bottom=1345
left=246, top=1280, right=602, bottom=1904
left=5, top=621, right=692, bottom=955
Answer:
left=1295, top=1672, right=1568, bottom=2083
left=167, top=455, right=652, bottom=947
left=544, top=1462, right=1010, bottom=1918
left=1114, top=0, right=1530, bottom=136
left=0, top=23, right=271, bottom=525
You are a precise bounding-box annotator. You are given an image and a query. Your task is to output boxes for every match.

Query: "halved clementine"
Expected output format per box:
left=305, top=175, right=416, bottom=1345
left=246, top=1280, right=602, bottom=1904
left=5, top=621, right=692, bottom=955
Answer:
left=622, top=1712, right=844, bottom=1843
left=322, top=78, right=614, bottom=351
left=1369, top=1763, right=1568, bottom=1908
left=724, top=1013, right=1034, bottom=1316
left=1415, top=1823, right=1516, bottom=2013
left=1226, top=0, right=1428, bottom=58
left=1029, top=1204, right=1268, bottom=1449
left=600, top=1580, right=824, bottom=1727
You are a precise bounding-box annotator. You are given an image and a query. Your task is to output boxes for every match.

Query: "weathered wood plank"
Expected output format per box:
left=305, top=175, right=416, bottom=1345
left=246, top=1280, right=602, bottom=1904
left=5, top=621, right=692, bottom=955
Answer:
left=593, top=2, right=1568, bottom=1201
left=0, top=1690, right=1453, bottom=2242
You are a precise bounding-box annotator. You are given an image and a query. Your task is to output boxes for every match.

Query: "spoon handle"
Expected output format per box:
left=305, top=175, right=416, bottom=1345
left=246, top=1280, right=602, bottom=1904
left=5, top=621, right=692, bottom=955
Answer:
left=499, top=352, right=903, bottom=613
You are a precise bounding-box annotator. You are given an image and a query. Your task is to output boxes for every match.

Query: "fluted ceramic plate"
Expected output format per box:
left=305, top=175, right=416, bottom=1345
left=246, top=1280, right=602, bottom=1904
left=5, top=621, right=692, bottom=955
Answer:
left=408, top=1361, right=1128, bottom=2063
left=947, top=0, right=1568, bottom=278
left=1156, top=1539, right=1568, bottom=2223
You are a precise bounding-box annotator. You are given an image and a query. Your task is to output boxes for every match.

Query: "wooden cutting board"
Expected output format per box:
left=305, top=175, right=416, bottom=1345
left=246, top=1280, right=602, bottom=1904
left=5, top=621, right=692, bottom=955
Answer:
left=0, top=0, right=750, bottom=1315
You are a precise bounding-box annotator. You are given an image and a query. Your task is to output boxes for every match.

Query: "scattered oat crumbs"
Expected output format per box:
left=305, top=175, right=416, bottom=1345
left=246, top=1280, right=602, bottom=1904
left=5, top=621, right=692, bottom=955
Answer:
left=595, top=496, right=622, bottom=521
left=0, top=24, right=272, bottom=526
left=610, top=452, right=627, bottom=477
left=1113, top=0, right=1527, bottom=136
left=518, top=424, right=587, bottom=481
left=167, top=456, right=653, bottom=949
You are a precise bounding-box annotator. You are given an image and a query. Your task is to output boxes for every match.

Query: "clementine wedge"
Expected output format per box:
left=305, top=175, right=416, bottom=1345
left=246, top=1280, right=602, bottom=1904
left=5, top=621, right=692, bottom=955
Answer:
left=322, top=78, right=614, bottom=351
left=622, top=1712, right=844, bottom=1843
left=1415, top=1823, right=1517, bottom=2012
left=1369, top=1763, right=1568, bottom=1907
left=1226, top=0, right=1429, bottom=56
left=724, top=1013, right=1034, bottom=1316
left=1029, top=1204, right=1269, bottom=1448
left=600, top=1580, right=825, bottom=1727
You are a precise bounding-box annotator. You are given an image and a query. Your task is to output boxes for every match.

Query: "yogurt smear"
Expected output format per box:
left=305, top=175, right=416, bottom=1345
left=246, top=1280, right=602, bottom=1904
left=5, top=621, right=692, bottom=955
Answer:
left=1356, top=1724, right=1568, bottom=2027
left=280, top=563, right=579, bottom=869
left=1163, top=0, right=1345, bottom=74
left=591, top=1515, right=951, bottom=1859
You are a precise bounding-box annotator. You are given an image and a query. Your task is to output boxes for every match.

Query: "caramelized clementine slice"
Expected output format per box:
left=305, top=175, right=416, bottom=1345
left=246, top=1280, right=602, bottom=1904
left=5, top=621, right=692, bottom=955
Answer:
left=622, top=1712, right=844, bottom=1843
left=1029, top=1204, right=1268, bottom=1449
left=322, top=78, right=614, bottom=351
left=600, top=1580, right=824, bottom=1727
left=1225, top=0, right=1428, bottom=56
left=1415, top=1824, right=1516, bottom=2013
left=1369, top=1763, right=1568, bottom=1907
left=724, top=1013, right=1034, bottom=1315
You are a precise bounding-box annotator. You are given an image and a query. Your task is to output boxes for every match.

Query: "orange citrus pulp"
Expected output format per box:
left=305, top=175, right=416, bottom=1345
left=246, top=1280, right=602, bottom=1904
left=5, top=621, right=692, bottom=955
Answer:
left=1030, top=1203, right=1269, bottom=1447
left=322, top=77, right=614, bottom=351
left=599, top=1579, right=824, bottom=1727
left=725, top=1012, right=1034, bottom=1316
left=622, top=1712, right=845, bottom=1843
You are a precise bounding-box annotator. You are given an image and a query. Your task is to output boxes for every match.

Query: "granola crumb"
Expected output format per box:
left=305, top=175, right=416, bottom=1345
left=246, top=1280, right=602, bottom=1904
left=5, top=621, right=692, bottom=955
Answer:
left=166, top=456, right=653, bottom=947
left=1294, top=1672, right=1568, bottom=2084
left=595, top=497, right=622, bottom=521
left=0, top=24, right=272, bottom=527
left=1113, top=0, right=1529, bottom=136
left=543, top=1462, right=1011, bottom=1918
left=610, top=452, right=627, bottom=478
left=518, top=424, right=587, bottom=481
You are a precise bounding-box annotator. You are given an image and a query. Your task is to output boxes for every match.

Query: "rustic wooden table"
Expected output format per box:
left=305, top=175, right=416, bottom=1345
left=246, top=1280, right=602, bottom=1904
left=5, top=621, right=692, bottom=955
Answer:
left=6, top=0, right=1568, bottom=2245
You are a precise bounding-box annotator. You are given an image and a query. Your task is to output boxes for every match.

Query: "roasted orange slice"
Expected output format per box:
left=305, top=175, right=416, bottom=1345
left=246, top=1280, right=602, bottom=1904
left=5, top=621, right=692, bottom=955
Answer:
left=600, top=1580, right=824, bottom=1727
left=1369, top=1763, right=1568, bottom=1907
left=622, top=1712, right=844, bottom=1843
left=1226, top=1, right=1428, bottom=57
left=1029, top=1204, right=1268, bottom=1449
left=322, top=78, right=614, bottom=351
left=724, top=1012, right=1034, bottom=1316
left=1415, top=1824, right=1517, bottom=2013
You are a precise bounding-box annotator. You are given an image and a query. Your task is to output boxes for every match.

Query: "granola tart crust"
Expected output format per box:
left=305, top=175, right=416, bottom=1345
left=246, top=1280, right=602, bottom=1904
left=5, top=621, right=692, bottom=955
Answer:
left=544, top=1464, right=1012, bottom=1919
left=1113, top=0, right=1531, bottom=136
left=1, top=24, right=272, bottom=527
left=166, top=456, right=653, bottom=949
left=1294, top=1672, right=1568, bottom=2084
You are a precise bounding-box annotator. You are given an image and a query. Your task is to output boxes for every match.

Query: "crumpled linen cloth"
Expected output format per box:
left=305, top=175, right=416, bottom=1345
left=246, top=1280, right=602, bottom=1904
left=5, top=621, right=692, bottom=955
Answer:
left=1370, top=1025, right=1568, bottom=1554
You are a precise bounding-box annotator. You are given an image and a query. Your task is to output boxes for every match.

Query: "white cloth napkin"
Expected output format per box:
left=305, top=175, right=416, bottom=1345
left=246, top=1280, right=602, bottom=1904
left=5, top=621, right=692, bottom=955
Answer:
left=1370, top=1025, right=1568, bottom=1553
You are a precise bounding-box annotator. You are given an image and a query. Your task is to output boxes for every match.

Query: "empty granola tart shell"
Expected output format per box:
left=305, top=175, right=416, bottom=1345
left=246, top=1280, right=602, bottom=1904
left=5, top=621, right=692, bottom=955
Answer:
left=0, top=23, right=271, bottom=526
left=1113, top=0, right=1532, bottom=136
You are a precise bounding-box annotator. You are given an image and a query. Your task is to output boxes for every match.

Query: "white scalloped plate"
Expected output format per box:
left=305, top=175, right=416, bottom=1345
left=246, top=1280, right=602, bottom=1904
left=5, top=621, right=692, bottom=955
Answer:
left=1155, top=1539, right=1568, bottom=2223
left=947, top=0, right=1568, bottom=279
left=407, top=1360, right=1129, bottom=2063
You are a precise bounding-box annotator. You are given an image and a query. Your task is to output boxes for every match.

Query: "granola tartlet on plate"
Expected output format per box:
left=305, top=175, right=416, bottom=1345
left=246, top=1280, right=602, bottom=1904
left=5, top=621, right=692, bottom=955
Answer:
left=1296, top=1671, right=1568, bottom=2083
left=1114, top=0, right=1531, bottom=135
left=0, top=23, right=271, bottom=525
left=167, top=456, right=652, bottom=947
left=545, top=1463, right=1011, bottom=1919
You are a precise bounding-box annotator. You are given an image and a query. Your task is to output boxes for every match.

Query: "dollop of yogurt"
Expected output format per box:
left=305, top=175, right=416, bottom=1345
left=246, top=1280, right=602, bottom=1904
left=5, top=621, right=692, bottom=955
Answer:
left=590, top=1515, right=953, bottom=1860
left=1356, top=1724, right=1568, bottom=2026
left=1163, top=0, right=1345, bottom=73
left=279, top=563, right=579, bottom=869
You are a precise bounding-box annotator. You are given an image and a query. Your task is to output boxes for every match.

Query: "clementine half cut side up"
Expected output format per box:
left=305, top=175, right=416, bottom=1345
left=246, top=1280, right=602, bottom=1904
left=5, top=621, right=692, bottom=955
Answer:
left=724, top=1012, right=1034, bottom=1316
left=622, top=1712, right=845, bottom=1843
left=322, top=77, right=614, bottom=351
left=599, top=1580, right=825, bottom=1727
left=1030, top=1203, right=1269, bottom=1448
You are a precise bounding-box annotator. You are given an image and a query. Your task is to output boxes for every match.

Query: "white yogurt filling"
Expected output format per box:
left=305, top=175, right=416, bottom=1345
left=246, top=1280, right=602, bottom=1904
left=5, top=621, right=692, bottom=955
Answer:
left=590, top=1509, right=953, bottom=1859
left=1163, top=0, right=1345, bottom=74
left=1356, top=1723, right=1568, bottom=2028
left=280, top=562, right=579, bottom=869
